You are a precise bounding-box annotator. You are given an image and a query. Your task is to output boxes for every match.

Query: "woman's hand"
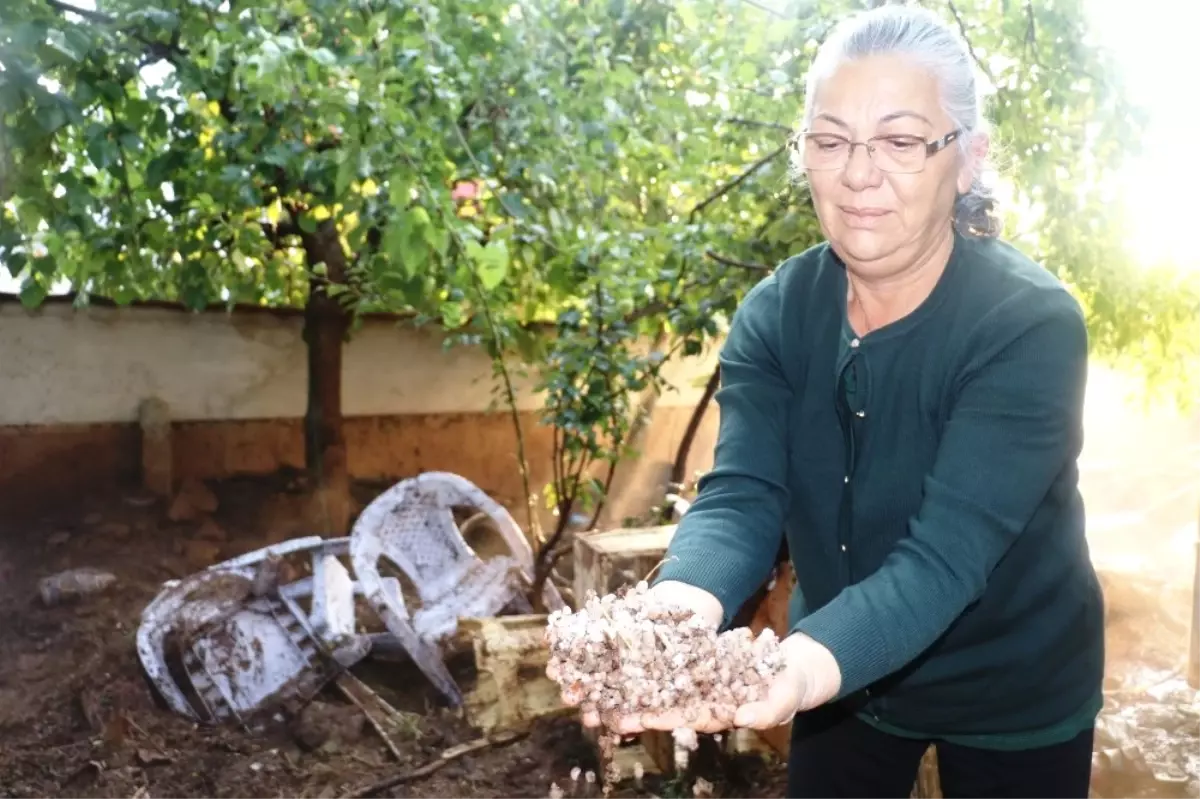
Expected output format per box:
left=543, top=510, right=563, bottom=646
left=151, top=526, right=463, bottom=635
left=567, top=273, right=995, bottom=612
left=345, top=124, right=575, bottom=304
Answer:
left=601, top=629, right=843, bottom=736
left=553, top=580, right=725, bottom=729
left=732, top=632, right=841, bottom=729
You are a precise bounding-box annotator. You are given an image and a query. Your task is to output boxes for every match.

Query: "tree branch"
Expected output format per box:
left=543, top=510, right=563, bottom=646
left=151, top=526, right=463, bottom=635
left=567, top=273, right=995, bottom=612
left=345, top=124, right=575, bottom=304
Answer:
left=45, top=0, right=192, bottom=74
left=721, top=117, right=793, bottom=132
left=45, top=0, right=113, bottom=24
left=687, top=143, right=787, bottom=221
left=669, top=365, right=720, bottom=488
left=704, top=250, right=772, bottom=271
left=740, top=0, right=789, bottom=19
left=1023, top=1, right=1043, bottom=68
left=946, top=0, right=997, bottom=86
left=342, top=731, right=526, bottom=799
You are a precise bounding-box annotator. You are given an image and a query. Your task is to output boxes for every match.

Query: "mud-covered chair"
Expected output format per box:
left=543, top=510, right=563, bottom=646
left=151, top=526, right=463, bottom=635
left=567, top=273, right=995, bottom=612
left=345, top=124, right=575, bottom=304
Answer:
left=349, top=471, right=565, bottom=704
left=137, top=537, right=373, bottom=724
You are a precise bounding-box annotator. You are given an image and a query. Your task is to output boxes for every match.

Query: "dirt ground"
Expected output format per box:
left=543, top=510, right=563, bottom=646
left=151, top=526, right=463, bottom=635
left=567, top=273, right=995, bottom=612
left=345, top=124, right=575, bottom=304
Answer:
left=0, top=477, right=785, bottom=799
left=0, top=472, right=1195, bottom=798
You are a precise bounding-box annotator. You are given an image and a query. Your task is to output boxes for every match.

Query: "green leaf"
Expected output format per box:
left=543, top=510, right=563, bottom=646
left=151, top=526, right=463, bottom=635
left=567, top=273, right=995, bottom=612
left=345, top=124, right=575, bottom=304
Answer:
left=19, top=278, right=47, bottom=309
left=425, top=224, right=449, bottom=257
left=34, top=102, right=67, bottom=134
left=388, top=177, right=410, bottom=210
left=335, top=152, right=356, bottom=197
left=5, top=252, right=28, bottom=279
left=467, top=240, right=509, bottom=291
left=440, top=301, right=466, bottom=329
left=298, top=215, right=318, bottom=234
left=383, top=209, right=428, bottom=277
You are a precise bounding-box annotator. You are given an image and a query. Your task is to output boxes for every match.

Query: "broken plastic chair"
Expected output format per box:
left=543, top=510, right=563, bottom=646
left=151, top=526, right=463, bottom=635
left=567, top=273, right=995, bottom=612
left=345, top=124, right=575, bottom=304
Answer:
left=139, top=472, right=565, bottom=721
left=350, top=471, right=565, bottom=705
left=137, top=537, right=377, bottom=724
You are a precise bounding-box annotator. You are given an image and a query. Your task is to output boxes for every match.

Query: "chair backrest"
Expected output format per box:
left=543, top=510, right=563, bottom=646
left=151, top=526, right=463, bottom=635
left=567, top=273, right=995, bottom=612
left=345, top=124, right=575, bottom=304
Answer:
left=350, top=472, right=564, bottom=609
left=381, top=483, right=477, bottom=595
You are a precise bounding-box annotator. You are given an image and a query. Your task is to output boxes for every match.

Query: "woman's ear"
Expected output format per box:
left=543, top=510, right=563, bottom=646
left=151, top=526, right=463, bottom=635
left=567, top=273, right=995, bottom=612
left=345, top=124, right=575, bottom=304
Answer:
left=958, top=131, right=990, bottom=193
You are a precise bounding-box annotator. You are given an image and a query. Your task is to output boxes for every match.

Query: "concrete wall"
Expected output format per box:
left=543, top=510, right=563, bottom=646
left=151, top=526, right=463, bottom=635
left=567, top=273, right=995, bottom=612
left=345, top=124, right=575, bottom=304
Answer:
left=0, top=299, right=721, bottom=520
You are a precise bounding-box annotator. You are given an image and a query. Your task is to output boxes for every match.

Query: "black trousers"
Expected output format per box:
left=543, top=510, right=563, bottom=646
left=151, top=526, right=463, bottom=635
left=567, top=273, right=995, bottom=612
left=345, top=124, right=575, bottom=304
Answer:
left=787, top=704, right=1094, bottom=799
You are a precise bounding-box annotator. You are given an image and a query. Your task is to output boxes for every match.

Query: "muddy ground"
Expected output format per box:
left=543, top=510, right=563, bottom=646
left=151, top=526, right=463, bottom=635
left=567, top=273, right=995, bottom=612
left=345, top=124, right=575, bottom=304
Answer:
left=0, top=477, right=784, bottom=799
left=0, top=475, right=1195, bottom=798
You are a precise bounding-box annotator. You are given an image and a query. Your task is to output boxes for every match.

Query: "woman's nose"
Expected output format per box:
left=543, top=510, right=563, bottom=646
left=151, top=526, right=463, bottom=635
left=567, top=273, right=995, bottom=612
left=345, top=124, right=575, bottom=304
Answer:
left=842, top=143, right=883, bottom=190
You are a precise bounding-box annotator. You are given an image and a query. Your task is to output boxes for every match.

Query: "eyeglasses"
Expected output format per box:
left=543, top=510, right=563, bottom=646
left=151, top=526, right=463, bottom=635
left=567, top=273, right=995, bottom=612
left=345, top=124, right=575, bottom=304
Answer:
left=790, top=129, right=961, bottom=174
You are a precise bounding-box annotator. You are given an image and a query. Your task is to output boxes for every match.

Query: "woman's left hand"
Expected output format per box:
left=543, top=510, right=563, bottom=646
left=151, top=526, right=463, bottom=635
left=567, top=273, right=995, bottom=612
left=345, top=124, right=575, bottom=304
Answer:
left=612, top=632, right=843, bottom=735
left=732, top=632, right=841, bottom=729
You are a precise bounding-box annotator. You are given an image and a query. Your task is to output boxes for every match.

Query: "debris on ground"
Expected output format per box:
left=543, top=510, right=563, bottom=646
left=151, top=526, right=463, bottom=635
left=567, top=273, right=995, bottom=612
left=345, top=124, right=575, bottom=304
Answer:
left=38, top=567, right=118, bottom=607
left=0, top=472, right=1193, bottom=799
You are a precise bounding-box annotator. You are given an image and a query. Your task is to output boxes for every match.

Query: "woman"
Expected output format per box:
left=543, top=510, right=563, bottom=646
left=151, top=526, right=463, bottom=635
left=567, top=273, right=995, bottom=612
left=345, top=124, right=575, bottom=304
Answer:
left=580, top=5, right=1105, bottom=799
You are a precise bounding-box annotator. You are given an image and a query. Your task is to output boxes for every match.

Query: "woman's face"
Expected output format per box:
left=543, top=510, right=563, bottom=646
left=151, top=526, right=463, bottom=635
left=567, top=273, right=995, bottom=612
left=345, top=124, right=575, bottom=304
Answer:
left=805, top=54, right=977, bottom=278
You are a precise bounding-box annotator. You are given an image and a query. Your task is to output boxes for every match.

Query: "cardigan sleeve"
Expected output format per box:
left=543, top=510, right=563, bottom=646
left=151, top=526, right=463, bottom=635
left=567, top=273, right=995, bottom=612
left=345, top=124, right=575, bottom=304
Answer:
left=791, top=288, right=1089, bottom=697
left=653, top=275, right=791, bottom=628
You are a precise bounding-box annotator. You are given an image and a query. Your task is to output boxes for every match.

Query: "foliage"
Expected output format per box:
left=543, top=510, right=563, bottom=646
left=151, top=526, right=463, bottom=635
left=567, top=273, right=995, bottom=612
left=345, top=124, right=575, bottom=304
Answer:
left=1, top=0, right=1196, bottom=544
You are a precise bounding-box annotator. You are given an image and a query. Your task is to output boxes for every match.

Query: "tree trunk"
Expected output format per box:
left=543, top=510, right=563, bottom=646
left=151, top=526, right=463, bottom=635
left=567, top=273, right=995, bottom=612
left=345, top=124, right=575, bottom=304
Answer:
left=301, top=221, right=352, bottom=536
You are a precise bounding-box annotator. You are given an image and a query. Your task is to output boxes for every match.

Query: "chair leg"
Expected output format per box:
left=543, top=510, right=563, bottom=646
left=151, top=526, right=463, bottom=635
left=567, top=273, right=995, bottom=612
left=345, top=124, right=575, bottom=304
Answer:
left=374, top=602, right=464, bottom=706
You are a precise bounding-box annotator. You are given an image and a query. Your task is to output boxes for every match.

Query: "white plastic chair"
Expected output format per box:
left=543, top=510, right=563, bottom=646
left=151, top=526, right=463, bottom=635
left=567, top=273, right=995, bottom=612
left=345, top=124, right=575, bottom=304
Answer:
left=137, top=537, right=373, bottom=723
left=349, top=471, right=565, bottom=704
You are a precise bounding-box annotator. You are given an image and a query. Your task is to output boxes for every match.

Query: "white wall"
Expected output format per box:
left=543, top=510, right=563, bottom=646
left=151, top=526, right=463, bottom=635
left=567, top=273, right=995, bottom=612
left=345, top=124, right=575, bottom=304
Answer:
left=0, top=301, right=719, bottom=425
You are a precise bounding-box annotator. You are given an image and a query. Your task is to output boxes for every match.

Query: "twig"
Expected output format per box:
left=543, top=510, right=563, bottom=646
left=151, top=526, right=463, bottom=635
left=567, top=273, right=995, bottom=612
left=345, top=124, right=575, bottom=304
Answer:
left=335, top=674, right=404, bottom=762
left=704, top=250, right=772, bottom=271
left=669, top=365, right=720, bottom=490
left=688, top=144, right=787, bottom=221
left=45, top=0, right=115, bottom=23
left=276, top=590, right=410, bottom=759
left=584, top=459, right=620, bottom=530
left=946, top=1, right=996, bottom=85
left=122, top=713, right=153, bottom=741
left=740, top=0, right=789, bottom=18
left=1023, top=1, right=1043, bottom=68
left=721, top=117, right=792, bottom=132
left=341, top=731, right=527, bottom=798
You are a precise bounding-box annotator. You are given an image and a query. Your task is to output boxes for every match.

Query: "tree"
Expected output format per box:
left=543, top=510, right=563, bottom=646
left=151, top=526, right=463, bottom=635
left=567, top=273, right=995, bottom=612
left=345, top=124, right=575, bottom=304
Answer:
left=1, top=0, right=528, bottom=534
left=2, top=0, right=1194, bottom=558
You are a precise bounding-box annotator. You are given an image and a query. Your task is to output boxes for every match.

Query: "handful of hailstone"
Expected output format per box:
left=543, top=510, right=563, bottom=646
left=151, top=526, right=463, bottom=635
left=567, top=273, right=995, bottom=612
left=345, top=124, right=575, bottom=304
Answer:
left=544, top=580, right=787, bottom=733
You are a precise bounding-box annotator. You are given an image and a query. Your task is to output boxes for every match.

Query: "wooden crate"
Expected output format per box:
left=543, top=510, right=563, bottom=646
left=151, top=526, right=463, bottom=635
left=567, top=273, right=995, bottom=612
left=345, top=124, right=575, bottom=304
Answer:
left=743, top=560, right=796, bottom=757
left=460, top=614, right=573, bottom=734
left=572, top=524, right=678, bottom=605
left=572, top=525, right=796, bottom=773
left=573, top=524, right=947, bottom=798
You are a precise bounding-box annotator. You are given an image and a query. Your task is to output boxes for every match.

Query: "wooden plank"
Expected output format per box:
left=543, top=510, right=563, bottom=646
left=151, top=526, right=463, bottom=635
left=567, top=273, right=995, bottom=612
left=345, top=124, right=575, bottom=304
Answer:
left=584, top=525, right=678, bottom=555
left=573, top=526, right=678, bottom=774
left=459, top=615, right=572, bottom=734
left=911, top=745, right=942, bottom=798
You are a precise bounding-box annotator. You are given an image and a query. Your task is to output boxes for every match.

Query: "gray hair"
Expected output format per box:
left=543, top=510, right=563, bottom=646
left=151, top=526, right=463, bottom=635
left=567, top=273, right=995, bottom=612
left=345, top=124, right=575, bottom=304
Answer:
left=797, top=4, right=1000, bottom=237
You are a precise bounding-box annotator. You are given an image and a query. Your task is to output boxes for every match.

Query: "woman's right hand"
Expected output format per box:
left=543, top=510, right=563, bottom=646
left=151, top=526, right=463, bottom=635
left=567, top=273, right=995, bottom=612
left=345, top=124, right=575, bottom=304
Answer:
left=559, top=579, right=726, bottom=732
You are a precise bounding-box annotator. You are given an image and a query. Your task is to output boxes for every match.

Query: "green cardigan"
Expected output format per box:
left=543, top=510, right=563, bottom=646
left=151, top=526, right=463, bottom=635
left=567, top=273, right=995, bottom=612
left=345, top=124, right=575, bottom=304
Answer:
left=656, top=232, right=1104, bottom=748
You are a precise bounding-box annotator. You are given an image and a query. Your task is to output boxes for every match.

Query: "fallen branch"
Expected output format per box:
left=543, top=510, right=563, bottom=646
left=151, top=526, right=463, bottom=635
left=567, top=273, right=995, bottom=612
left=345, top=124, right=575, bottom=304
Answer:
left=334, top=674, right=405, bottom=763
left=341, top=730, right=527, bottom=798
